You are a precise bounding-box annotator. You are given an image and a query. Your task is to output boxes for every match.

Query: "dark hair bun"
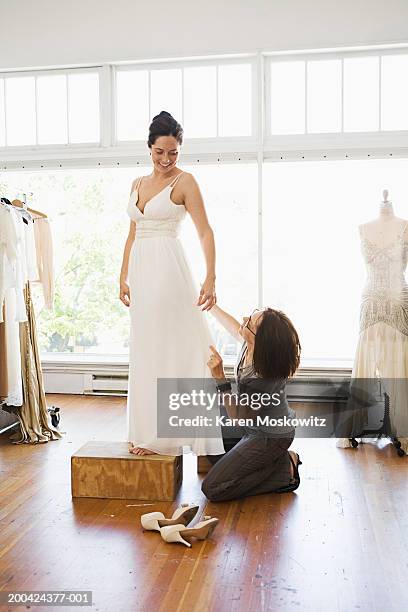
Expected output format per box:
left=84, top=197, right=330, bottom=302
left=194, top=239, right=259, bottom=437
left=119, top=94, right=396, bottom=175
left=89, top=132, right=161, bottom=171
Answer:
left=148, top=111, right=183, bottom=148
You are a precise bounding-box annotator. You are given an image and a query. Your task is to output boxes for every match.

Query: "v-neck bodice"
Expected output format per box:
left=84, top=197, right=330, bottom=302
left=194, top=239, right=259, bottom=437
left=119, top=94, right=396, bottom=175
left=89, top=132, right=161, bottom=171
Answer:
left=127, top=172, right=186, bottom=238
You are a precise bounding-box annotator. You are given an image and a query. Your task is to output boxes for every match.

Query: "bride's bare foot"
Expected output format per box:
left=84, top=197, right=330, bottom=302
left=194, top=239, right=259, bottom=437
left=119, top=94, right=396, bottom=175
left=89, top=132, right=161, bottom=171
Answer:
left=129, top=446, right=158, bottom=456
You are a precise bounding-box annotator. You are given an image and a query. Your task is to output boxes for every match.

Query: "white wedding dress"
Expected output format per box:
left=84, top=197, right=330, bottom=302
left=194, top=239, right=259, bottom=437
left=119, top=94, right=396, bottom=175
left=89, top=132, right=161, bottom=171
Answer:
left=337, top=219, right=408, bottom=452
left=126, top=172, right=225, bottom=456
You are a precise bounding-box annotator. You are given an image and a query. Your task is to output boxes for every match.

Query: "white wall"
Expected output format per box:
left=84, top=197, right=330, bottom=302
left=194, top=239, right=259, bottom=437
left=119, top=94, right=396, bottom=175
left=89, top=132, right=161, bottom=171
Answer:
left=1, top=0, right=408, bottom=71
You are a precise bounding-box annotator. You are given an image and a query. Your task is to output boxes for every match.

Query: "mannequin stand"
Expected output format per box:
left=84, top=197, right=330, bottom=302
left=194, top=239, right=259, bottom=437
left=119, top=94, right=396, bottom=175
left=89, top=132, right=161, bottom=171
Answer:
left=350, top=392, right=406, bottom=457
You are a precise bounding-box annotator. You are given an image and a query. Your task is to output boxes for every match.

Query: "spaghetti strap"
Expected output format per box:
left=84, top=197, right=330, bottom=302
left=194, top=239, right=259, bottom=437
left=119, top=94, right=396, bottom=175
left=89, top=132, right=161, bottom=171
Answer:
left=169, top=172, right=184, bottom=187
left=131, top=176, right=142, bottom=196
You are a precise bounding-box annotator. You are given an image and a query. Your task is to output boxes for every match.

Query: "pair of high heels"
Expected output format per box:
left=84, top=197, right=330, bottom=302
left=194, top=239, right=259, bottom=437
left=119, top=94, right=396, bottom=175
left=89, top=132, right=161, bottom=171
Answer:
left=141, top=503, right=219, bottom=548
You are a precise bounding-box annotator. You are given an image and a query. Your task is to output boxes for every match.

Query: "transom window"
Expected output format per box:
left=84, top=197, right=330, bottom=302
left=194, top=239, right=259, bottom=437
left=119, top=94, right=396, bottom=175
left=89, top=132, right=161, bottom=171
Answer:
left=115, top=61, right=253, bottom=141
left=269, top=52, right=408, bottom=135
left=0, top=70, right=100, bottom=147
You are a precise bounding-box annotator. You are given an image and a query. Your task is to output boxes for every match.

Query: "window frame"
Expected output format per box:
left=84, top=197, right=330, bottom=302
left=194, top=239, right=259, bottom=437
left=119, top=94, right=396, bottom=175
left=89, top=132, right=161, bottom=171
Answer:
left=1, top=47, right=408, bottom=167
left=264, top=46, right=408, bottom=153
left=113, top=55, right=258, bottom=149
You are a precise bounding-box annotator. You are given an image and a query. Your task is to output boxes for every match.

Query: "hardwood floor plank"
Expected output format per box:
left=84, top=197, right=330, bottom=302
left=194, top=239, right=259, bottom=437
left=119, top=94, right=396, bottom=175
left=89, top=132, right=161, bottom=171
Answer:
left=0, top=395, right=407, bottom=611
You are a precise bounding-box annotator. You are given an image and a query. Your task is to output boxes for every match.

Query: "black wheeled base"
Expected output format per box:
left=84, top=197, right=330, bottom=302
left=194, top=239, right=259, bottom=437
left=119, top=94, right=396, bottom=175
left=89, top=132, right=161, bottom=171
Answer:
left=349, top=392, right=406, bottom=457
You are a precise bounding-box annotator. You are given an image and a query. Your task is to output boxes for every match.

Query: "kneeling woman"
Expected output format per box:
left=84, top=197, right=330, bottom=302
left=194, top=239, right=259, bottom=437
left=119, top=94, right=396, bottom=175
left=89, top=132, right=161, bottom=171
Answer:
left=202, top=306, right=302, bottom=502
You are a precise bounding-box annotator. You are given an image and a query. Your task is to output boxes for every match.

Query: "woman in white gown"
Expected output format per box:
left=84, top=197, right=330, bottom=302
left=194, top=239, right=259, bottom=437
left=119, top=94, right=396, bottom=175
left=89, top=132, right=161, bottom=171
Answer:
left=119, top=111, right=225, bottom=457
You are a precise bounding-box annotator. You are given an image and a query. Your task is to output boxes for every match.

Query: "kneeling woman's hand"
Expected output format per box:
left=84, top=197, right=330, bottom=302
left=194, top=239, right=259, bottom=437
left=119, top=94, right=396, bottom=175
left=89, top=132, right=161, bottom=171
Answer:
left=207, top=345, right=226, bottom=381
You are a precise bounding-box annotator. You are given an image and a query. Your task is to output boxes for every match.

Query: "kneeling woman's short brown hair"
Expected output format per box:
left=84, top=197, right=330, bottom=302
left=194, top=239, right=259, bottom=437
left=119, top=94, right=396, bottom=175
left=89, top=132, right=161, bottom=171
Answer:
left=253, top=308, right=301, bottom=380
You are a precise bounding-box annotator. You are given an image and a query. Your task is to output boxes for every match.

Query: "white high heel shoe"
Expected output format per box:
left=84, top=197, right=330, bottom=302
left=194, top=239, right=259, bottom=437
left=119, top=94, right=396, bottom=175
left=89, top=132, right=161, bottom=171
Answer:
left=160, top=516, right=219, bottom=547
left=140, top=503, right=199, bottom=532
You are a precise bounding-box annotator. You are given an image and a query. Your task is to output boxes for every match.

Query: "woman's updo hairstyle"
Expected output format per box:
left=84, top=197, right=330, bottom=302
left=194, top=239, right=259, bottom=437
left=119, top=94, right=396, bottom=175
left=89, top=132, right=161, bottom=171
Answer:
left=147, top=111, right=184, bottom=148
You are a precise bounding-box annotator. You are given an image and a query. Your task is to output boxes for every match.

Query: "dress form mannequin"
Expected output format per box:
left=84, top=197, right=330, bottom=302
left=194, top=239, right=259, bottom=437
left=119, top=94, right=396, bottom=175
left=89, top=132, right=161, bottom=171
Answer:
left=337, top=190, right=408, bottom=453
left=359, top=189, right=408, bottom=246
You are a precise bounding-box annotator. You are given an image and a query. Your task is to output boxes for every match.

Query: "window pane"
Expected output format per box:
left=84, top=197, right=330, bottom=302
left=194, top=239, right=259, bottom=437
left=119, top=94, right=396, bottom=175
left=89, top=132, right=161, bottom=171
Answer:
left=184, top=66, right=217, bottom=138
left=150, top=69, right=182, bottom=125
left=307, top=59, right=342, bottom=133
left=0, top=79, right=5, bottom=147
left=270, top=61, right=305, bottom=135
left=37, top=74, right=68, bottom=145
left=68, top=73, right=100, bottom=143
left=5, top=76, right=36, bottom=146
left=344, top=57, right=379, bottom=132
left=381, top=55, right=408, bottom=131
left=218, top=63, right=252, bottom=137
left=116, top=70, right=149, bottom=141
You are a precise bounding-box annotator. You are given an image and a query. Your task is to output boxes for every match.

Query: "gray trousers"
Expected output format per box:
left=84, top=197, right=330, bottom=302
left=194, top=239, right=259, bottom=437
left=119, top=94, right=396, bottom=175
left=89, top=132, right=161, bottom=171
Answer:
left=201, top=431, right=295, bottom=502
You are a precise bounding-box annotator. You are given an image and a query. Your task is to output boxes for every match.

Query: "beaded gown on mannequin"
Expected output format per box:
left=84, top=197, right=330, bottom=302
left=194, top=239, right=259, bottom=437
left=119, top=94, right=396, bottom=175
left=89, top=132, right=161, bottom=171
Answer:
left=337, top=207, right=408, bottom=452
left=126, top=172, right=225, bottom=456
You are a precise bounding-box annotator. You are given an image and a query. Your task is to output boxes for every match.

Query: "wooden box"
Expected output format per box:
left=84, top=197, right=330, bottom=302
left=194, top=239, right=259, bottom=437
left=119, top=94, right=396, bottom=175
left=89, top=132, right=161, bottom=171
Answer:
left=71, top=441, right=182, bottom=501
left=197, top=455, right=213, bottom=474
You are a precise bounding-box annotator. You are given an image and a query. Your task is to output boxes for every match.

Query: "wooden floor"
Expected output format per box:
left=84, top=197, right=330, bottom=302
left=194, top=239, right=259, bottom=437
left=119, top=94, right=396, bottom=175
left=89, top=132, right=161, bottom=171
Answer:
left=0, top=394, right=407, bottom=612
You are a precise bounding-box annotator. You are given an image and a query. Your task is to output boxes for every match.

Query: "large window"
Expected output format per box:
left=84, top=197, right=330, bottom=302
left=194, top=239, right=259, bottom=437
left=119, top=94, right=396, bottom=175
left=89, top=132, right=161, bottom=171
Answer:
left=0, top=163, right=257, bottom=360
left=263, top=158, right=408, bottom=366
left=6, top=157, right=408, bottom=367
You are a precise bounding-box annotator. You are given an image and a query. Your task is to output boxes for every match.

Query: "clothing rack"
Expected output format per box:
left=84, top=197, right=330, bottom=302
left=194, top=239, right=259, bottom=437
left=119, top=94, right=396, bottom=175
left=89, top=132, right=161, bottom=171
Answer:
left=1, top=193, right=35, bottom=432
left=0, top=191, right=59, bottom=443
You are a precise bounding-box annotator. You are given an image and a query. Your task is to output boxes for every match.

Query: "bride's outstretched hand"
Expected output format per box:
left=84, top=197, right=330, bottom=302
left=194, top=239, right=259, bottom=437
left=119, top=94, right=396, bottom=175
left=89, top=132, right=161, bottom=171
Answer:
left=197, top=277, right=217, bottom=311
left=119, top=281, right=131, bottom=307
